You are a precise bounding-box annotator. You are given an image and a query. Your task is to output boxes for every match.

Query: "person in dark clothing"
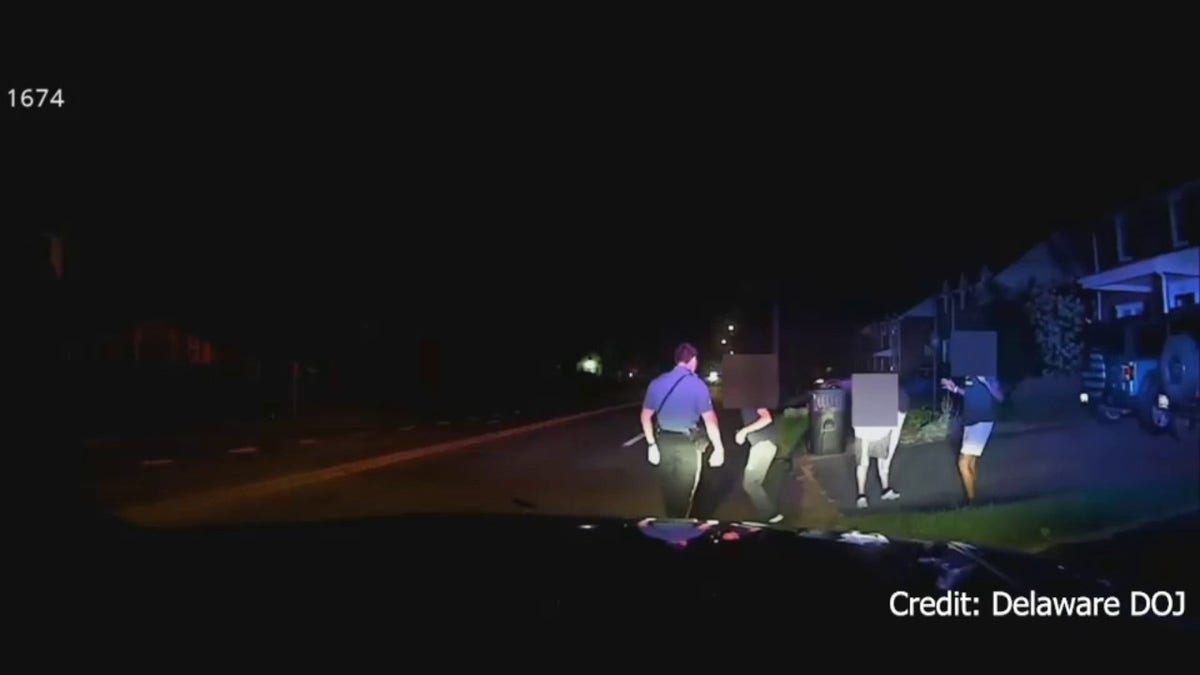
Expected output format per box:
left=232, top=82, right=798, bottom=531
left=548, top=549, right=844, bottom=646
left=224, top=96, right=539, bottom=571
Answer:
left=735, top=407, right=787, bottom=523
left=941, top=375, right=1004, bottom=503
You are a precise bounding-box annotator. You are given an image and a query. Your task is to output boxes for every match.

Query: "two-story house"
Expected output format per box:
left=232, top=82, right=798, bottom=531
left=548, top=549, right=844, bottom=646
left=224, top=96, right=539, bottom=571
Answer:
left=1077, top=180, right=1199, bottom=322
left=857, top=297, right=936, bottom=384
left=931, top=231, right=1092, bottom=380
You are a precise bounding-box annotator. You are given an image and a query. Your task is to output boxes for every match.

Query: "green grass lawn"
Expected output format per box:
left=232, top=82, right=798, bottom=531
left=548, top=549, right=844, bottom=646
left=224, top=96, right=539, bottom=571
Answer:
left=840, top=481, right=1200, bottom=553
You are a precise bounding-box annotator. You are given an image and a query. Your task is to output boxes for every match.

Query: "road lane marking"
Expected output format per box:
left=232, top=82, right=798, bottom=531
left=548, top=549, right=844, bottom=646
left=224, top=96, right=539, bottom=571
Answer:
left=436, top=421, right=450, bottom=426
left=397, top=425, right=415, bottom=432
left=298, top=438, right=319, bottom=445
left=140, top=459, right=174, bottom=467
left=121, top=401, right=640, bottom=523
left=621, top=433, right=645, bottom=447
left=228, top=446, right=259, bottom=455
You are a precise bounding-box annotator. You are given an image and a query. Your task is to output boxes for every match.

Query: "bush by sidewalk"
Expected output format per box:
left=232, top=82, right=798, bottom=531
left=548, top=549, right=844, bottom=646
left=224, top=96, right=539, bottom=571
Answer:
left=779, top=405, right=950, bottom=452
left=898, top=405, right=952, bottom=446
left=778, top=408, right=809, bottom=455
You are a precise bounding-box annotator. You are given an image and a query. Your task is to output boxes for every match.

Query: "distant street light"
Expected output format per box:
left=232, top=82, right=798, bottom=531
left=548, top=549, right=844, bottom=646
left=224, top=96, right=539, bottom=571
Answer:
left=720, top=338, right=727, bottom=345
left=577, top=354, right=601, bottom=375
left=729, top=350, right=734, bottom=355
left=728, top=324, right=735, bottom=332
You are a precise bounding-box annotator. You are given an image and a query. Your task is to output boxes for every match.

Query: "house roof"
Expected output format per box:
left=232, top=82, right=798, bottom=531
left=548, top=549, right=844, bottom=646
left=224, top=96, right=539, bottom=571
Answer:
left=1078, top=245, right=1199, bottom=292
left=992, top=231, right=1090, bottom=289
left=899, top=297, right=936, bottom=318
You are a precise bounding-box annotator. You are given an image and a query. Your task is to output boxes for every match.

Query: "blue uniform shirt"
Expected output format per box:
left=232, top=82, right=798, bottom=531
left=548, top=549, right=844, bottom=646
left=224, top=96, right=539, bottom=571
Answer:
left=961, top=377, right=996, bottom=424
left=643, top=365, right=713, bottom=433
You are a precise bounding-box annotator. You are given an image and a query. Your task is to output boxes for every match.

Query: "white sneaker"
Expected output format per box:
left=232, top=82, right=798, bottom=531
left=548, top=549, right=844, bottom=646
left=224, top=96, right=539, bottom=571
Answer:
left=856, top=495, right=868, bottom=508
left=881, top=488, right=901, bottom=501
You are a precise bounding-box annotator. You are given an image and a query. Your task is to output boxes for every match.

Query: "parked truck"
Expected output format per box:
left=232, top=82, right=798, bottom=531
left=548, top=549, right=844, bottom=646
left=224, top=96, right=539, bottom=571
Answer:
left=1081, top=308, right=1200, bottom=436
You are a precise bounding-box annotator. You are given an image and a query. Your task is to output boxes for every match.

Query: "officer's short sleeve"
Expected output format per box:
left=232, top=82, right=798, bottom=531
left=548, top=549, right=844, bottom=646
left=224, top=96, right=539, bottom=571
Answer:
left=642, top=382, right=659, bottom=410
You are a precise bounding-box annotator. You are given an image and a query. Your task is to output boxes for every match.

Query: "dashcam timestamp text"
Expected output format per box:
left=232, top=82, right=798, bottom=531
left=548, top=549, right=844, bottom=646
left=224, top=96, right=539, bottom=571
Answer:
left=8, top=88, right=65, bottom=108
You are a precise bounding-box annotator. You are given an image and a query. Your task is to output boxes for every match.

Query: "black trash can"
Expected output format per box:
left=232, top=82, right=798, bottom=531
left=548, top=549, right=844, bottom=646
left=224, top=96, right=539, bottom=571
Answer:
left=809, top=388, right=848, bottom=455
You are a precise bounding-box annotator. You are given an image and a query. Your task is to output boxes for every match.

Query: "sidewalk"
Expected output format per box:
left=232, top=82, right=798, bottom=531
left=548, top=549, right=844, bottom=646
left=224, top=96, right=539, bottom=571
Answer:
left=807, top=416, right=1198, bottom=516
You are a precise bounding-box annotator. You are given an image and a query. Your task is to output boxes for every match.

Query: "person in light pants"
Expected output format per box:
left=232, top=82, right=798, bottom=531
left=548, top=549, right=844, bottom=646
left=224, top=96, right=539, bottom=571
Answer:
left=839, top=379, right=909, bottom=508
left=853, top=410, right=906, bottom=508
left=736, top=407, right=787, bottom=523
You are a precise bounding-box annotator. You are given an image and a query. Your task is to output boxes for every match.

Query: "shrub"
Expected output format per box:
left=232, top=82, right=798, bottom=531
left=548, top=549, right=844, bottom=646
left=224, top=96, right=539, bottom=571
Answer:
left=904, top=406, right=937, bottom=430
left=1025, top=283, right=1086, bottom=375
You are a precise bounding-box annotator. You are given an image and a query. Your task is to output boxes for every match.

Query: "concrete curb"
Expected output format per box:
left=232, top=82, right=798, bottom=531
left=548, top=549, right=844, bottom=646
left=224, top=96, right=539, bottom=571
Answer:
left=120, top=402, right=639, bottom=524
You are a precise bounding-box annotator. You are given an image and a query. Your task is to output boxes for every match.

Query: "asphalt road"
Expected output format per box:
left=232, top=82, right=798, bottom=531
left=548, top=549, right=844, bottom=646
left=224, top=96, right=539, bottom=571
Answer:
left=116, top=407, right=792, bottom=528
left=812, top=419, right=1200, bottom=513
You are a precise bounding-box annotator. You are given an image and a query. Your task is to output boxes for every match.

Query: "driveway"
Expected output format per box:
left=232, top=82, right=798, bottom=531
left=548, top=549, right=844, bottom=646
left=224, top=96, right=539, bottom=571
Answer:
left=809, top=419, right=1200, bottom=513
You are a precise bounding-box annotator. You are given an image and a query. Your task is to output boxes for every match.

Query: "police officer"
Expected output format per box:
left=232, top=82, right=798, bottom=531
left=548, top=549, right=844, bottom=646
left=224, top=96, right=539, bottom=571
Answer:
left=639, top=343, right=726, bottom=518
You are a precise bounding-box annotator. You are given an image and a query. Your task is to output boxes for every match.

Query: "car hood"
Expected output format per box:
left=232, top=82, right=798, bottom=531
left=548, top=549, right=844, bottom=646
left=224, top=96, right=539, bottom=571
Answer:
left=84, top=512, right=1191, bottom=635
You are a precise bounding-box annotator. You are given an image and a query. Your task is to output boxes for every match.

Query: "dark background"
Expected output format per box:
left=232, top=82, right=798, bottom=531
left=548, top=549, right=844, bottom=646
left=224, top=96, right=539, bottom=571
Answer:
left=21, top=27, right=1199, bottom=431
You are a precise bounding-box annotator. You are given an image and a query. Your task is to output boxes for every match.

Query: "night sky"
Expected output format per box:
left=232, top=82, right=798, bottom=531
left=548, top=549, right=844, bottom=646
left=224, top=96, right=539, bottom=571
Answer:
left=24, top=47, right=1199, bottom=372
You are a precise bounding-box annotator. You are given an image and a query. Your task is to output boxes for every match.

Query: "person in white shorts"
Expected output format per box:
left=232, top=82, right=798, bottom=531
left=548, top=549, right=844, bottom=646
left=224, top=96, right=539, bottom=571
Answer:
left=838, top=379, right=909, bottom=508
left=941, top=375, right=1004, bottom=503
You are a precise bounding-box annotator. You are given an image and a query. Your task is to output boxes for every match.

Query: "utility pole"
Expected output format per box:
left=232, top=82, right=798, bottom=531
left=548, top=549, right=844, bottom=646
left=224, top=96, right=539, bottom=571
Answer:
left=772, top=297, right=780, bottom=355
left=932, top=297, right=939, bottom=410
left=291, top=360, right=299, bottom=418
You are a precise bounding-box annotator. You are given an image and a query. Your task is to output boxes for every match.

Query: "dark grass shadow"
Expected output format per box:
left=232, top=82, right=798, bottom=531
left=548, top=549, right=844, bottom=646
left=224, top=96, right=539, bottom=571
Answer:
left=1039, top=510, right=1200, bottom=591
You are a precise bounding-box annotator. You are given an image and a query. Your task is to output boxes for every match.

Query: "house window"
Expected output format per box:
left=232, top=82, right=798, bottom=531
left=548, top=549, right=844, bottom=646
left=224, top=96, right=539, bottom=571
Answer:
left=1115, top=301, right=1144, bottom=318
left=1115, top=214, right=1132, bottom=262
left=1176, top=292, right=1197, bottom=308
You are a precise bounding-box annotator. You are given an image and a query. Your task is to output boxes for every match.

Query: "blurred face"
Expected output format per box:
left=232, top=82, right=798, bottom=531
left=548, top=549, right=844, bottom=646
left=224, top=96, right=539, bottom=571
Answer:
left=685, top=355, right=698, bottom=372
